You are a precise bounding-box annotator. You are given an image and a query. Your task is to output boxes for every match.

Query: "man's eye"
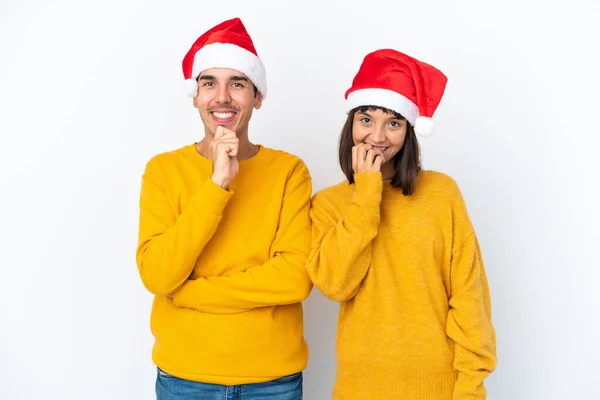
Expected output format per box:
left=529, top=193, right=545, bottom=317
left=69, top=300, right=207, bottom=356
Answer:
left=202, top=82, right=214, bottom=87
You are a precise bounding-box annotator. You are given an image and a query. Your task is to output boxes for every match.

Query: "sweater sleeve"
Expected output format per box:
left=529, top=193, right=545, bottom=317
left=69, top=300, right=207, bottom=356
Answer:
left=136, top=157, right=232, bottom=296
left=446, top=232, right=497, bottom=400
left=171, top=166, right=313, bottom=313
left=305, top=172, right=382, bottom=302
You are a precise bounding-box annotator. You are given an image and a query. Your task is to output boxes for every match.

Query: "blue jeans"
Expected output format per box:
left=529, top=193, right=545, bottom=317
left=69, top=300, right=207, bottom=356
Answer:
left=155, top=368, right=303, bottom=400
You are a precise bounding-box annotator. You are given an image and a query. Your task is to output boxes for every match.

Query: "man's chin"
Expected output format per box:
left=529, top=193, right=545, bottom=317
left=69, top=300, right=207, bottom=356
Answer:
left=214, top=118, right=241, bottom=130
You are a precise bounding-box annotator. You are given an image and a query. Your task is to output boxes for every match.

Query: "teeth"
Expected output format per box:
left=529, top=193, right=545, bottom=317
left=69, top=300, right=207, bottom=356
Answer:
left=213, top=112, right=234, bottom=119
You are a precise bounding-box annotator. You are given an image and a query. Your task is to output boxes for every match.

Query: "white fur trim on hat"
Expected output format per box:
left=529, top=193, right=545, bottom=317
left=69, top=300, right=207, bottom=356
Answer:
left=189, top=42, right=267, bottom=98
left=346, top=88, right=419, bottom=126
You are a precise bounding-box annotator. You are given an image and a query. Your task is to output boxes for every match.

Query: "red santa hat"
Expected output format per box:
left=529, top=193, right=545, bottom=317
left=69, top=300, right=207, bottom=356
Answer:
left=345, top=49, right=447, bottom=137
left=181, top=18, right=267, bottom=98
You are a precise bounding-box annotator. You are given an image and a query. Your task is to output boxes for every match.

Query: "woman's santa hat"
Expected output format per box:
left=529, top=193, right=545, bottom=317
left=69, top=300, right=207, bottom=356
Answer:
left=345, top=49, right=447, bottom=137
left=182, top=18, right=267, bottom=98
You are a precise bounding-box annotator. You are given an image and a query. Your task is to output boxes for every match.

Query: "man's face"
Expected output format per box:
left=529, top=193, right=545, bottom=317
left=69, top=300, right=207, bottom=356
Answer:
left=193, top=68, right=262, bottom=136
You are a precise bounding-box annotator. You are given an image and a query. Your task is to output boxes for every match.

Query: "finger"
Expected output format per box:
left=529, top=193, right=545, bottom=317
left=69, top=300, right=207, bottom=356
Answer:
left=227, top=143, right=238, bottom=157
left=217, top=139, right=239, bottom=150
left=352, top=146, right=358, bottom=173
left=214, top=138, right=240, bottom=148
left=373, top=153, right=383, bottom=170
left=357, top=145, right=368, bottom=170
left=215, top=125, right=226, bottom=139
left=216, top=132, right=237, bottom=141
left=218, top=144, right=236, bottom=157
left=365, top=148, right=375, bottom=167
left=217, top=137, right=239, bottom=144
left=213, top=143, right=232, bottom=162
left=373, top=148, right=385, bottom=164
left=361, top=143, right=373, bottom=156
left=218, top=139, right=239, bottom=157
left=220, top=127, right=237, bottom=137
left=215, top=141, right=238, bottom=156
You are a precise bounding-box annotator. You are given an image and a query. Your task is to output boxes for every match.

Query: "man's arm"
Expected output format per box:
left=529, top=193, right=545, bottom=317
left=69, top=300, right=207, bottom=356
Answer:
left=172, top=163, right=313, bottom=313
left=135, top=157, right=232, bottom=296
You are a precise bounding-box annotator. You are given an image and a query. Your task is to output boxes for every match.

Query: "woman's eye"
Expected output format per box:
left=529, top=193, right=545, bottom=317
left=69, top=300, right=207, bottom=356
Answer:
left=360, top=117, right=371, bottom=124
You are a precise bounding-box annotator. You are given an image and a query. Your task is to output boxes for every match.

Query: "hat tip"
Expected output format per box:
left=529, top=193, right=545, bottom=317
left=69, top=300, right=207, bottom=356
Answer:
left=184, top=78, right=198, bottom=97
left=414, top=116, right=435, bottom=137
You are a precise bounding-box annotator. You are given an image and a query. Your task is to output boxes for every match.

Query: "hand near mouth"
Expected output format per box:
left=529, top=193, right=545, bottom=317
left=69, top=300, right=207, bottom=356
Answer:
left=352, top=143, right=384, bottom=174
left=210, top=125, right=240, bottom=190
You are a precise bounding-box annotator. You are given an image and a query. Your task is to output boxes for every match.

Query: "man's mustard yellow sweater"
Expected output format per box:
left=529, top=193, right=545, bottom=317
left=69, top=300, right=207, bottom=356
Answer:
left=307, top=171, right=497, bottom=400
left=136, top=143, right=313, bottom=385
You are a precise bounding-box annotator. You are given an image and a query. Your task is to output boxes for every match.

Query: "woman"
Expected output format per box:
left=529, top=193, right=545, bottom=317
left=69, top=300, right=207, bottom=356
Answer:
left=306, top=49, right=497, bottom=400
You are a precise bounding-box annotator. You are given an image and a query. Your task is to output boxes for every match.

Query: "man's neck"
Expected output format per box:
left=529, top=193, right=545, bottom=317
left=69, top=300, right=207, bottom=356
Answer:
left=196, top=134, right=259, bottom=161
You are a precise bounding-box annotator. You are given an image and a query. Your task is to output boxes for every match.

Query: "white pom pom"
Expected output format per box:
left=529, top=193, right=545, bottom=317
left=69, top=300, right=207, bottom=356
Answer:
left=414, top=116, right=435, bottom=137
left=184, top=78, right=198, bottom=97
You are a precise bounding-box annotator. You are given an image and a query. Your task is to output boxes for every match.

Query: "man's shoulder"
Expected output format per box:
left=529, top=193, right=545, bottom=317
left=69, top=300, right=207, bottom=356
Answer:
left=258, top=146, right=310, bottom=180
left=259, top=145, right=304, bottom=164
left=143, top=144, right=193, bottom=172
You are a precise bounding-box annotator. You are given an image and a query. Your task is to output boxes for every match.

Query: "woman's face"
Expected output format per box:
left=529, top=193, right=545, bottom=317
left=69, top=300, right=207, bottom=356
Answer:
left=351, top=108, right=408, bottom=164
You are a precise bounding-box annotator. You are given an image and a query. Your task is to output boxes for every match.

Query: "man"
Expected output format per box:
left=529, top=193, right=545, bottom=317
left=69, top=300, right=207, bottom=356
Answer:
left=136, top=18, right=312, bottom=400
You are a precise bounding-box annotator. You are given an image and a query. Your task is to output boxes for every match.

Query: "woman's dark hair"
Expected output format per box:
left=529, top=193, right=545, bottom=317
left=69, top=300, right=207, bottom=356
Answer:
left=339, top=105, right=421, bottom=195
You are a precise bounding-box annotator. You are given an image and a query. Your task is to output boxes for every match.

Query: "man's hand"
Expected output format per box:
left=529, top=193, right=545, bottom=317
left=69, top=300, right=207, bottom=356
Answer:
left=210, top=126, right=240, bottom=190
left=352, top=143, right=384, bottom=174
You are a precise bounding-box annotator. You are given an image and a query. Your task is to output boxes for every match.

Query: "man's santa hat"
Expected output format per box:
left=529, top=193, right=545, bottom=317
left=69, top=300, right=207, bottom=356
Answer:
left=181, top=18, right=267, bottom=98
left=345, top=49, right=447, bottom=137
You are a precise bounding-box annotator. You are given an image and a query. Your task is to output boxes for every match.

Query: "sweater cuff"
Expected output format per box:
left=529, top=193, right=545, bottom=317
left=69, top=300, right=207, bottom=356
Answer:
left=453, top=371, right=489, bottom=400
left=172, top=279, right=200, bottom=309
left=353, top=172, right=383, bottom=198
left=351, top=172, right=382, bottom=229
left=190, top=178, right=233, bottom=216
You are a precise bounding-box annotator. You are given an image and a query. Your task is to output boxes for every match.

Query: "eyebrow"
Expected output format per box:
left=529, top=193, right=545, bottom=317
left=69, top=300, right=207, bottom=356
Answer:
left=198, top=75, right=248, bottom=82
left=357, top=111, right=403, bottom=121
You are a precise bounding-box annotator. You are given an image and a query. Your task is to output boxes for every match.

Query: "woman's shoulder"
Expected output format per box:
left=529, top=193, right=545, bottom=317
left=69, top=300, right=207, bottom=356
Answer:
left=314, top=178, right=351, bottom=197
left=417, top=169, right=463, bottom=197
left=311, top=179, right=353, bottom=207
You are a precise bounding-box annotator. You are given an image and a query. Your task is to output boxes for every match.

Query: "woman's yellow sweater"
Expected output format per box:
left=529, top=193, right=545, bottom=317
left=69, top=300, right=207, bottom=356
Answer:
left=307, top=171, right=497, bottom=399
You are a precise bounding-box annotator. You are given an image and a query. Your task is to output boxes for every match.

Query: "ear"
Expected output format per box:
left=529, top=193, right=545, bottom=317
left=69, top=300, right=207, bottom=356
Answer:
left=254, top=92, right=263, bottom=110
left=192, top=95, right=199, bottom=109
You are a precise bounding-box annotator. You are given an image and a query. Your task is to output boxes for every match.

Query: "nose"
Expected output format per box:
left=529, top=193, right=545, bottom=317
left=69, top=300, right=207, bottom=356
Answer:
left=214, top=85, right=231, bottom=104
left=370, top=125, right=386, bottom=143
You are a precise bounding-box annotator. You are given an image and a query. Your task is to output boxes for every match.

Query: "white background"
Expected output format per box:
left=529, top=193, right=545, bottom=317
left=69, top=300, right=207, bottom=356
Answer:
left=1, top=0, right=599, bottom=399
